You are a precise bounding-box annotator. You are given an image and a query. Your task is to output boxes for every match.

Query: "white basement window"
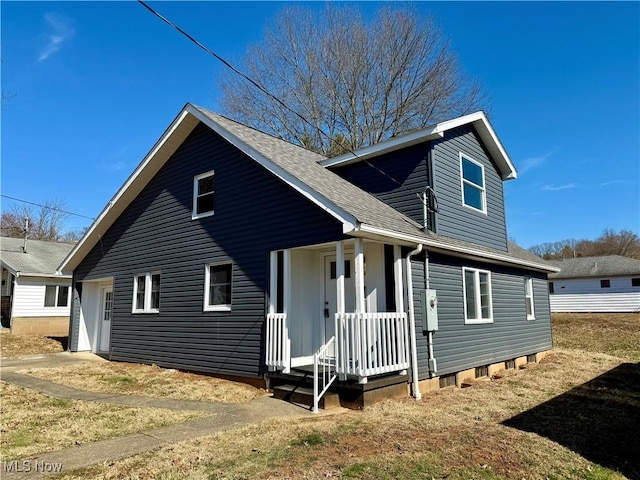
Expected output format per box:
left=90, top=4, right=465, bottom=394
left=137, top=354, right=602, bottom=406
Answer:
left=132, top=272, right=161, bottom=313
left=44, top=285, right=70, bottom=307
left=204, top=262, right=232, bottom=311
left=192, top=170, right=215, bottom=219
left=463, top=267, right=493, bottom=324
left=525, top=277, right=535, bottom=320
left=460, top=154, right=486, bottom=213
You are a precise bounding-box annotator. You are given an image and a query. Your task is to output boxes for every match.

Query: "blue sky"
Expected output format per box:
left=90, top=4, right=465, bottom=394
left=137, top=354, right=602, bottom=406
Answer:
left=2, top=1, right=638, bottom=248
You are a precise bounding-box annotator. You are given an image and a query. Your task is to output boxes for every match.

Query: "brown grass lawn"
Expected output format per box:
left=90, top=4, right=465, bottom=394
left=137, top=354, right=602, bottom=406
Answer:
left=20, top=361, right=265, bottom=403
left=0, top=333, right=66, bottom=358
left=57, top=313, right=639, bottom=480
left=0, top=382, right=203, bottom=461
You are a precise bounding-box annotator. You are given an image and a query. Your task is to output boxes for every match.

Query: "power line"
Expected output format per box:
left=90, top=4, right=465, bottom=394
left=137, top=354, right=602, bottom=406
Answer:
left=136, top=0, right=405, bottom=189
left=0, top=195, right=95, bottom=220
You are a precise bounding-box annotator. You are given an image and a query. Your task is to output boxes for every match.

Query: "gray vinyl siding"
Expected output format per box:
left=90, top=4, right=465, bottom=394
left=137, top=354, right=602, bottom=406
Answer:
left=330, top=143, right=430, bottom=226
left=72, top=122, right=345, bottom=378
left=412, top=252, right=552, bottom=379
left=431, top=126, right=508, bottom=251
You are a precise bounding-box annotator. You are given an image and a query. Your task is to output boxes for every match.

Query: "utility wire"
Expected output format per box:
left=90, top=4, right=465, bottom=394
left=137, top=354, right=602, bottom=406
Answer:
left=136, top=0, right=406, bottom=189
left=0, top=195, right=95, bottom=220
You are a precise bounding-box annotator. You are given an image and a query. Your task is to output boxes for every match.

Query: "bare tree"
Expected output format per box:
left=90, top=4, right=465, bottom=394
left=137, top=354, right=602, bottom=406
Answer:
left=529, top=229, right=640, bottom=260
left=1, top=199, right=70, bottom=241
left=219, top=5, right=486, bottom=155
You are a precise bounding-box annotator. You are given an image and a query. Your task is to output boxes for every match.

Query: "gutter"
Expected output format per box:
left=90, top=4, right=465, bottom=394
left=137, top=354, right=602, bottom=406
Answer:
left=406, top=244, right=423, bottom=400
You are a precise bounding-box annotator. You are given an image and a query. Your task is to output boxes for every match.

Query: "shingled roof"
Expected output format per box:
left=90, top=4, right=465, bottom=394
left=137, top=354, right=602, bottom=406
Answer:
left=1, top=237, right=74, bottom=277
left=547, top=255, right=640, bottom=279
left=59, top=103, right=555, bottom=273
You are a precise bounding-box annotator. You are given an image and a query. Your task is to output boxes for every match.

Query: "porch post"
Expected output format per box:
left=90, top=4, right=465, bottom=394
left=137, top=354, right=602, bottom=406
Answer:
left=268, top=251, right=277, bottom=315
left=336, top=241, right=345, bottom=314
left=354, top=239, right=366, bottom=313
left=282, top=249, right=291, bottom=373
left=394, top=245, right=404, bottom=313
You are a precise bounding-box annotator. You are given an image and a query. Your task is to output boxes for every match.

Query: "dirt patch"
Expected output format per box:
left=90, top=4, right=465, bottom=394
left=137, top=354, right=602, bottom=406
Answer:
left=0, top=381, right=203, bottom=461
left=20, top=360, right=264, bottom=403
left=0, top=334, right=66, bottom=358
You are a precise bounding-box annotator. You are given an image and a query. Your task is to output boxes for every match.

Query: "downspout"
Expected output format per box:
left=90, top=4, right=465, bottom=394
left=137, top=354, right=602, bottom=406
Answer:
left=406, top=243, right=423, bottom=400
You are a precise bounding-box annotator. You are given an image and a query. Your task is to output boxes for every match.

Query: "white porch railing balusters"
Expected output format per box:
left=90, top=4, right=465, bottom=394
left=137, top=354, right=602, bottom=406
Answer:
left=334, top=312, right=410, bottom=378
left=265, top=313, right=288, bottom=370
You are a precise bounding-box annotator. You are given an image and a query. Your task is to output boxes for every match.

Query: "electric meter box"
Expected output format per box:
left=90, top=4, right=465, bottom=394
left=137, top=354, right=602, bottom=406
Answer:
left=420, top=289, right=438, bottom=332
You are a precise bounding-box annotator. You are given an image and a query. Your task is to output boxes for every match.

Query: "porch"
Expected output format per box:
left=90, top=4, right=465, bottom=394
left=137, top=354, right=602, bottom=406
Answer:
left=265, top=238, right=412, bottom=411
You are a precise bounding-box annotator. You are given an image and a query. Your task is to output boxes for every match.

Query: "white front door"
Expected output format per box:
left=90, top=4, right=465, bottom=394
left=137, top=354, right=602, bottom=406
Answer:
left=98, top=288, right=113, bottom=352
left=324, top=255, right=355, bottom=350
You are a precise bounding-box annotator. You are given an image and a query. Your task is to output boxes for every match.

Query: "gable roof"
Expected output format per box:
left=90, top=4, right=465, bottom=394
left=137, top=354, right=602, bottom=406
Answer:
left=318, top=111, right=517, bottom=181
left=59, top=103, right=553, bottom=274
left=1, top=237, right=74, bottom=278
left=547, top=255, right=640, bottom=279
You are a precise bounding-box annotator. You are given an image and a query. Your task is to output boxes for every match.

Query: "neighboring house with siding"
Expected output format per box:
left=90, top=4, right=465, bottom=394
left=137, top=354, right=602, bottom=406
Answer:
left=1, top=237, right=74, bottom=335
left=547, top=256, right=640, bottom=312
left=59, top=103, right=557, bottom=410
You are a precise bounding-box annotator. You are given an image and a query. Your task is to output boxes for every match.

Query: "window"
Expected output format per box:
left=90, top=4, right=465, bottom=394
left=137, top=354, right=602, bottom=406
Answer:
left=192, top=170, right=215, bottom=218
left=44, top=285, right=70, bottom=307
left=463, top=267, right=493, bottom=324
left=460, top=154, right=486, bottom=213
left=133, top=273, right=161, bottom=313
left=204, top=262, right=232, bottom=311
left=600, top=279, right=610, bottom=288
left=329, top=260, right=351, bottom=279
left=548, top=281, right=555, bottom=294
left=632, top=278, right=640, bottom=287
left=525, top=277, right=535, bottom=320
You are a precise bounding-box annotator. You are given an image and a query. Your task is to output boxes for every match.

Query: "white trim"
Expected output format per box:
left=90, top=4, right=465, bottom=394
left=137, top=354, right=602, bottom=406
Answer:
left=192, top=170, right=216, bottom=220
left=268, top=251, right=277, bottom=315
left=354, top=238, right=365, bottom=313
left=459, top=153, right=487, bottom=215
left=203, top=262, right=232, bottom=312
left=132, top=272, right=161, bottom=314
left=319, top=111, right=517, bottom=181
left=336, top=241, right=345, bottom=314
left=462, top=267, right=493, bottom=324
left=44, top=284, right=71, bottom=308
left=525, top=277, right=535, bottom=320
left=353, top=224, right=559, bottom=273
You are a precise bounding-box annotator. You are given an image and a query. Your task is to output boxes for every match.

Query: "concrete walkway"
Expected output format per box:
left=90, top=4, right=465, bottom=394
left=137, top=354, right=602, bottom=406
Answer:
left=1, top=352, right=316, bottom=479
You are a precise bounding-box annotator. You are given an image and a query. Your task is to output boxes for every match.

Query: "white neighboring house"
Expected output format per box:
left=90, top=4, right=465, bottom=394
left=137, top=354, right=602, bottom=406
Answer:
left=546, top=255, right=640, bottom=313
left=1, top=237, right=75, bottom=335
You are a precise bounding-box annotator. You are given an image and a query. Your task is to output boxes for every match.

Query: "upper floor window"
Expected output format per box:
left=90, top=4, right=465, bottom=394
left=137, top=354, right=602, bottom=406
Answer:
left=192, top=170, right=215, bottom=219
left=133, top=272, right=161, bottom=313
left=44, top=285, right=70, bottom=308
left=632, top=278, right=640, bottom=287
left=600, top=279, right=610, bottom=288
left=525, top=277, right=535, bottom=320
left=463, top=267, right=493, bottom=324
left=204, top=262, right=232, bottom=311
left=460, top=154, right=486, bottom=213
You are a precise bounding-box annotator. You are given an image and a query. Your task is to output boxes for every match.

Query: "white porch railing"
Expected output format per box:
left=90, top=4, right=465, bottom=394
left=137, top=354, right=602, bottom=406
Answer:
left=313, top=336, right=337, bottom=413
left=335, top=312, right=410, bottom=378
left=266, top=313, right=289, bottom=370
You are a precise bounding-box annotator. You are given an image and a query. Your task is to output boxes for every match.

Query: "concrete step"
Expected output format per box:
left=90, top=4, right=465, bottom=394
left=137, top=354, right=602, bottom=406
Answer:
left=272, top=384, right=340, bottom=410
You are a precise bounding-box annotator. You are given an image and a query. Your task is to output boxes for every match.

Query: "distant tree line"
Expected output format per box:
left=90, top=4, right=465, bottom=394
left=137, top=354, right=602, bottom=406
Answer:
left=1, top=199, right=85, bottom=242
left=528, top=229, right=640, bottom=260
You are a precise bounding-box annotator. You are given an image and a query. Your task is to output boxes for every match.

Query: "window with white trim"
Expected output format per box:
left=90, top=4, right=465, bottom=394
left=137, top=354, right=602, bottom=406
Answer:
left=133, top=272, right=161, bottom=313
left=460, top=154, right=486, bottom=213
left=463, top=267, right=493, bottom=324
left=525, top=277, right=535, bottom=320
left=44, top=285, right=70, bottom=307
left=192, top=170, right=215, bottom=219
left=204, top=262, right=232, bottom=311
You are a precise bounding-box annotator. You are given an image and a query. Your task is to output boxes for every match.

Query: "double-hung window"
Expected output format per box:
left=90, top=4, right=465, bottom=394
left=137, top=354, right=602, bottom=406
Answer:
left=204, top=262, right=232, bottom=311
left=44, top=285, right=70, bottom=307
left=133, top=272, right=161, bottom=313
left=192, top=170, right=215, bottom=219
left=525, top=277, right=535, bottom=320
left=463, top=267, right=493, bottom=324
left=460, top=154, right=486, bottom=213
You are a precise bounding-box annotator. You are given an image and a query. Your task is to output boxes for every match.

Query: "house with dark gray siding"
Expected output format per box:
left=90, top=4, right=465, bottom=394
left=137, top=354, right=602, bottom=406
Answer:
left=59, top=103, right=557, bottom=410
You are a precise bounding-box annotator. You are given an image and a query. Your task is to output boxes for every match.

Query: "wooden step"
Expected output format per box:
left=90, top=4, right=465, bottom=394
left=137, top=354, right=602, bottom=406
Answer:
left=272, top=384, right=340, bottom=410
